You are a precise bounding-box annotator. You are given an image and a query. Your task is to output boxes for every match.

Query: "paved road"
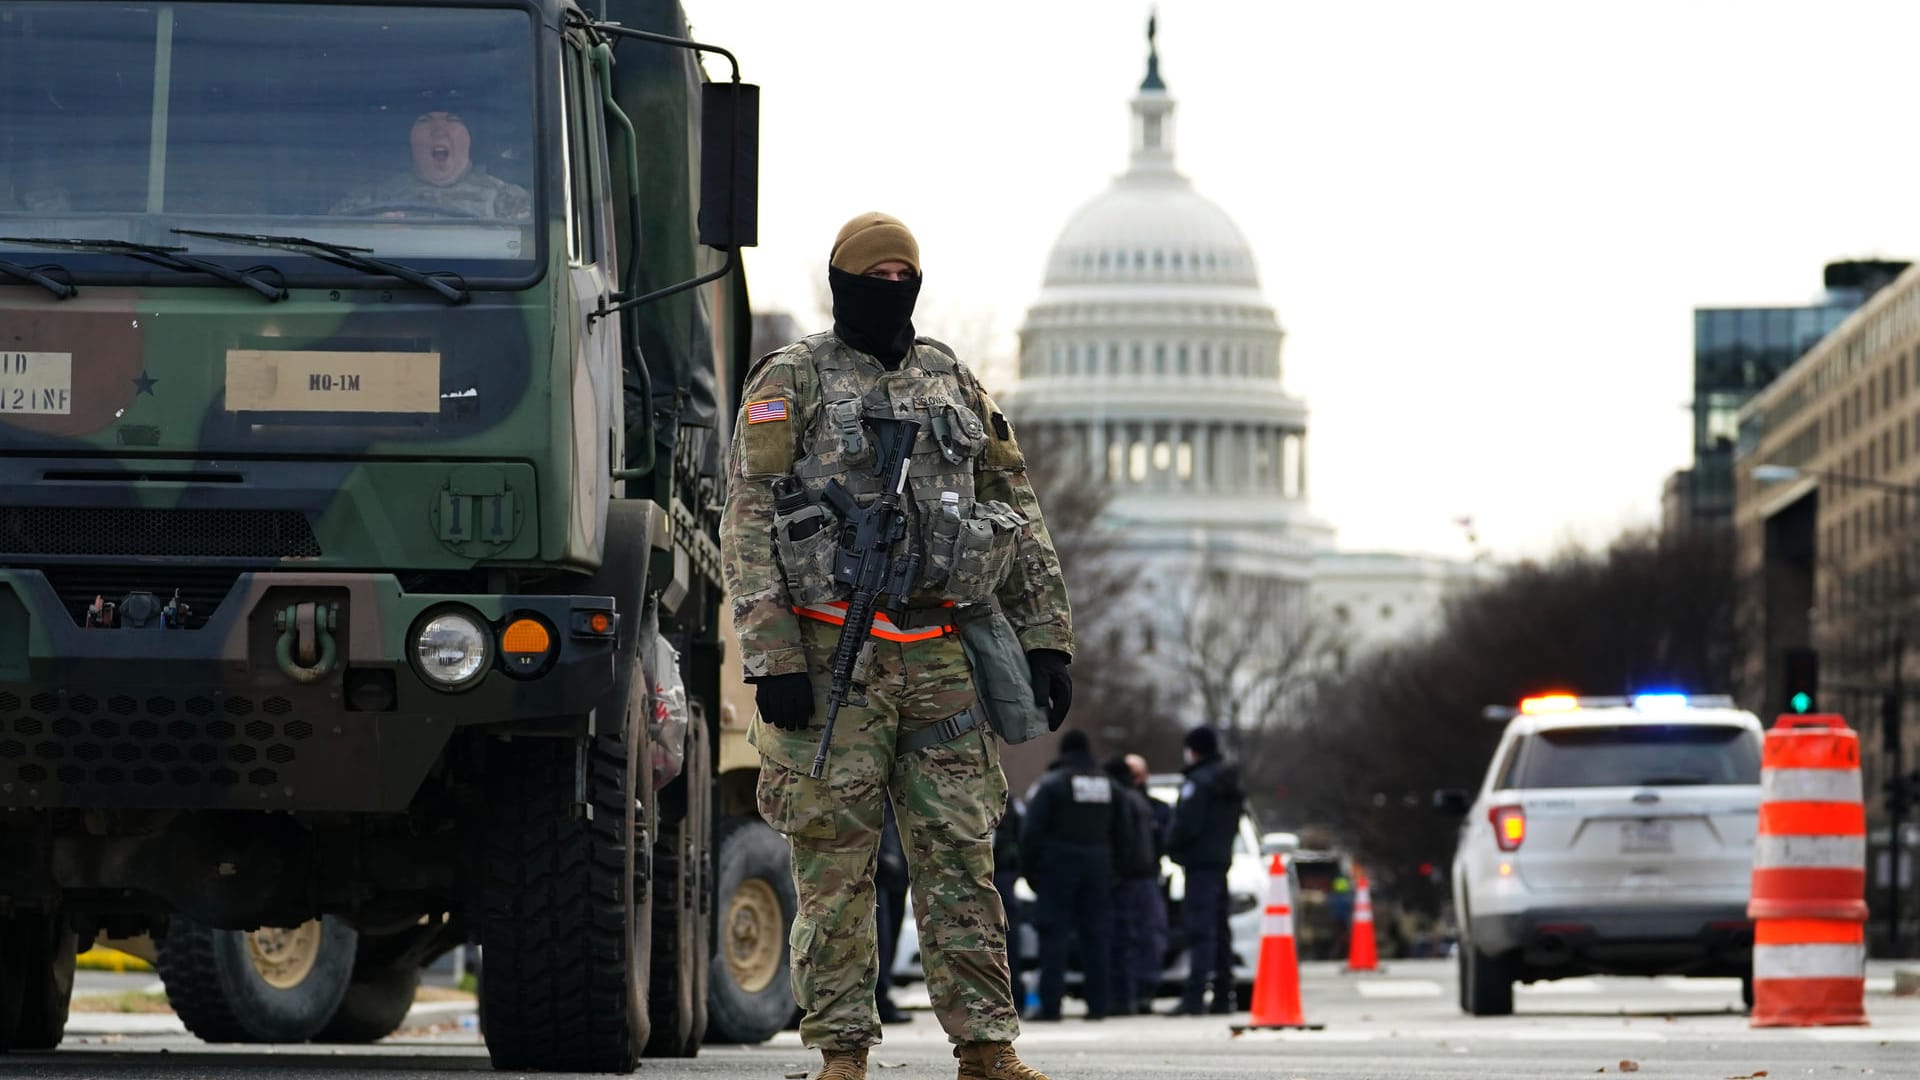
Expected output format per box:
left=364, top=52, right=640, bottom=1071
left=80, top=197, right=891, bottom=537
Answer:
left=21, top=960, right=1920, bottom=1079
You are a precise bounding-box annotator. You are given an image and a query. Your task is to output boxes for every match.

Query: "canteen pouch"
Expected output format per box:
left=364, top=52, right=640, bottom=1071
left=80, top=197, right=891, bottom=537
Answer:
left=772, top=500, right=843, bottom=605
left=958, top=609, right=1048, bottom=745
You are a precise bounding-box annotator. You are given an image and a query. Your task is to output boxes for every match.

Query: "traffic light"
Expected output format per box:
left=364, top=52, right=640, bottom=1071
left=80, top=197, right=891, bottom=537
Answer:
left=1783, top=647, right=1819, bottom=714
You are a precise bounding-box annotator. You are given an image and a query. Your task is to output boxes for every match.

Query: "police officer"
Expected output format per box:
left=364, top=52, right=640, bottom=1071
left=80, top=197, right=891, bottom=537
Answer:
left=993, top=795, right=1028, bottom=1003
left=719, top=212, right=1074, bottom=1080
left=874, top=801, right=910, bottom=1025
left=1019, top=730, right=1116, bottom=1022
left=1104, top=753, right=1167, bottom=1015
left=1164, top=725, right=1244, bottom=1016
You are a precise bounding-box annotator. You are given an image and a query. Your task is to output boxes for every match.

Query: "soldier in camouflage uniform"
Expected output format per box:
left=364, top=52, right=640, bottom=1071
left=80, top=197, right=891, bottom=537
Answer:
left=331, top=109, right=530, bottom=221
left=719, top=212, right=1075, bottom=1080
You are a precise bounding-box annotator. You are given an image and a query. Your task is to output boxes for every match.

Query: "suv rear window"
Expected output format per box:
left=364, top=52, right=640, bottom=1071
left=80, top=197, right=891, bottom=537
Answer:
left=1511, top=724, right=1760, bottom=789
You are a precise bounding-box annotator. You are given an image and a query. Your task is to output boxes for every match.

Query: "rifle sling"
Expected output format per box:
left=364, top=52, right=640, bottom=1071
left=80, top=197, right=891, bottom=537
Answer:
left=896, top=707, right=981, bottom=755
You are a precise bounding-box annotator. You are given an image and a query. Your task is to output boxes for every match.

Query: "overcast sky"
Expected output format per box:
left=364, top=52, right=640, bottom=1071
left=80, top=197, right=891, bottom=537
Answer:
left=680, top=1, right=1920, bottom=562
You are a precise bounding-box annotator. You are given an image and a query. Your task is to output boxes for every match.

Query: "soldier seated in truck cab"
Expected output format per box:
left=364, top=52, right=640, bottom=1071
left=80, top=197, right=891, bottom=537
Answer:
left=331, top=108, right=530, bottom=222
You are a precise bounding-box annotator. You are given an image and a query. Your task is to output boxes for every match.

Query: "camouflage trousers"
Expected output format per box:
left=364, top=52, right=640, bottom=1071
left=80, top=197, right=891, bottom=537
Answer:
left=752, top=618, right=1016, bottom=1050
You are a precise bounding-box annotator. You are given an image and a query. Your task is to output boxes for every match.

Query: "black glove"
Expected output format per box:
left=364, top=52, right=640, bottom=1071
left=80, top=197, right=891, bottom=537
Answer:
left=1025, top=649, right=1073, bottom=731
left=749, top=672, right=815, bottom=732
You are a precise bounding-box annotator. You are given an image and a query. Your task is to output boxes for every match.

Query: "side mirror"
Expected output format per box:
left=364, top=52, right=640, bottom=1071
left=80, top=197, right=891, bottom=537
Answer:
left=699, top=81, right=759, bottom=249
left=1433, top=789, right=1471, bottom=817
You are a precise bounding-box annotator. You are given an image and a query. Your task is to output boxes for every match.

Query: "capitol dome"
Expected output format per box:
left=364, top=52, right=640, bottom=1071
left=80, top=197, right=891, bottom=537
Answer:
left=1003, top=20, right=1328, bottom=599
left=1044, top=178, right=1261, bottom=290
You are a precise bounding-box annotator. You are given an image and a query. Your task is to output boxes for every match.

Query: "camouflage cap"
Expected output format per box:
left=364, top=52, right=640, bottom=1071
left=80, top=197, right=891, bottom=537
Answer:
left=829, top=212, right=919, bottom=276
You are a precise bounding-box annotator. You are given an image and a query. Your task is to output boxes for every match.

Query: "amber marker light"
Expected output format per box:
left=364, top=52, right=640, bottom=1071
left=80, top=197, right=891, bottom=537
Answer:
left=588, top=612, right=613, bottom=635
left=501, top=617, right=555, bottom=674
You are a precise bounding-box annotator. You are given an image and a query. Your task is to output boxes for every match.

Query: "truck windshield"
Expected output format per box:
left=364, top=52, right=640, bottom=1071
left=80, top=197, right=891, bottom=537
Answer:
left=0, top=3, right=538, bottom=278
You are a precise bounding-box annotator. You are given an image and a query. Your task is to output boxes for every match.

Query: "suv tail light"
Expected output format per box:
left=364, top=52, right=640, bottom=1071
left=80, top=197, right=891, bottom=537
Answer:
left=1490, top=804, right=1526, bottom=851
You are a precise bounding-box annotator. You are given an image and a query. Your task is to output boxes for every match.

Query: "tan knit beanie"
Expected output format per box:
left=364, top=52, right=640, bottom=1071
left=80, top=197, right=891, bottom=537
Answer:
left=829, top=212, right=920, bottom=276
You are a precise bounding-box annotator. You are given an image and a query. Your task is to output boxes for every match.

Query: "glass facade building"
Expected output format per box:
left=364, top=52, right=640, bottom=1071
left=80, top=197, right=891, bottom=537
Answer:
left=1685, top=261, right=1908, bottom=526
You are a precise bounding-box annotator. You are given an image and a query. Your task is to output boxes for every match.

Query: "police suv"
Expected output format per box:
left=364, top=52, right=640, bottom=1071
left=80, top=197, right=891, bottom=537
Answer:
left=1437, top=694, right=1764, bottom=1015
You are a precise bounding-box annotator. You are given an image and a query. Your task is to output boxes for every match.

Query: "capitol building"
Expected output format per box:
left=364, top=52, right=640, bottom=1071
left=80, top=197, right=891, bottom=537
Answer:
left=1001, top=26, right=1332, bottom=657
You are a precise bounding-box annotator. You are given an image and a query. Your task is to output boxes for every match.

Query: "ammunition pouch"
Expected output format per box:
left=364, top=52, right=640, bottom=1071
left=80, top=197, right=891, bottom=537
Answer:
left=927, top=500, right=1023, bottom=603
left=772, top=500, right=844, bottom=605
left=956, top=608, right=1049, bottom=745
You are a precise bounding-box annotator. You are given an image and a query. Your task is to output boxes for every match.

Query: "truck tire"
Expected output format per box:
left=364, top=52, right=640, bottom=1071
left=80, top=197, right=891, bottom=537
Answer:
left=156, top=917, right=357, bottom=1043
left=705, top=816, right=797, bottom=1044
left=0, top=913, right=76, bottom=1052
left=647, top=700, right=713, bottom=1058
left=1459, top=943, right=1513, bottom=1017
left=315, top=965, right=421, bottom=1043
left=479, top=704, right=654, bottom=1071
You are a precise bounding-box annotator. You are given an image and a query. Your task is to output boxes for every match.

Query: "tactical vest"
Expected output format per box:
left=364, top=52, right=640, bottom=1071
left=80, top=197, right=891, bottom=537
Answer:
left=770, top=333, right=1026, bottom=636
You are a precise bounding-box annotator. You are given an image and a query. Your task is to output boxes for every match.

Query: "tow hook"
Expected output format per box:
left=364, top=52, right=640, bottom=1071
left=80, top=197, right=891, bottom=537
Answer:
left=273, top=602, right=339, bottom=684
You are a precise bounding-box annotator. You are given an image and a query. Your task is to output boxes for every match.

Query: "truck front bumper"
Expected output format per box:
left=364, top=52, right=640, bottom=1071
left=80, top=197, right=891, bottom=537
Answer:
left=0, top=570, right=619, bottom=812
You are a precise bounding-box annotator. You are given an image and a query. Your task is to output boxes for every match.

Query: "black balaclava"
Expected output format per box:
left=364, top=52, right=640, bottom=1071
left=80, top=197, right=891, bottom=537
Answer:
left=830, top=266, right=921, bottom=369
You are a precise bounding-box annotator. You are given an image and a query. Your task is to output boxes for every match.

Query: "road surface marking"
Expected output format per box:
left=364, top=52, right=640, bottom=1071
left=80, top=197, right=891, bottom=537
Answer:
left=1355, top=980, right=1444, bottom=998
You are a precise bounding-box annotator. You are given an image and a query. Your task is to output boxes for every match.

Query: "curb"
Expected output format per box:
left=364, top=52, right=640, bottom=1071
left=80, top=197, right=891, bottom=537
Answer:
left=64, top=997, right=478, bottom=1038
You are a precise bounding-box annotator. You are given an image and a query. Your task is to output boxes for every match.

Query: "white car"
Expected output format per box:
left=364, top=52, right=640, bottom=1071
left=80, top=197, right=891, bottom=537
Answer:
left=890, top=776, right=1269, bottom=997
left=1438, top=693, right=1763, bottom=1016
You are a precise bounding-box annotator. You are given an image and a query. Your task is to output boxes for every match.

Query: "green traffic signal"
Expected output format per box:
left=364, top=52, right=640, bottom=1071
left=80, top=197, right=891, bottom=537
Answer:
left=1790, top=691, right=1813, bottom=713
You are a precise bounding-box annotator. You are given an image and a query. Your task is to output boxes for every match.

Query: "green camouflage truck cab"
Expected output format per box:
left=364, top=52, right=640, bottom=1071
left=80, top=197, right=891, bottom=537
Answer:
left=0, top=0, right=757, bottom=1068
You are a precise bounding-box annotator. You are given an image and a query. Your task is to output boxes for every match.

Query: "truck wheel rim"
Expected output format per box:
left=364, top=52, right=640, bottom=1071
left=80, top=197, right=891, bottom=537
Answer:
left=246, top=921, right=322, bottom=989
left=727, top=879, right=782, bottom=993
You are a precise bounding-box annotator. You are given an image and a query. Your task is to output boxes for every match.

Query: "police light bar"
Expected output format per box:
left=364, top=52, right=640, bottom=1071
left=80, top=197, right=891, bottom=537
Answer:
left=1485, top=692, right=1737, bottom=721
left=1519, top=694, right=1580, bottom=715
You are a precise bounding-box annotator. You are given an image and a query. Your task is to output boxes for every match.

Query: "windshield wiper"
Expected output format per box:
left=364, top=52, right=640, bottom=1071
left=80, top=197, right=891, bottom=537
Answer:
left=0, top=237, right=286, bottom=301
left=172, top=229, right=469, bottom=306
left=0, top=258, right=76, bottom=300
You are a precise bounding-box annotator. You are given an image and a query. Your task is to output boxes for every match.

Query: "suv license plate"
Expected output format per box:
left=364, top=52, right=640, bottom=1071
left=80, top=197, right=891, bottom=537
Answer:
left=1620, top=821, right=1673, bottom=854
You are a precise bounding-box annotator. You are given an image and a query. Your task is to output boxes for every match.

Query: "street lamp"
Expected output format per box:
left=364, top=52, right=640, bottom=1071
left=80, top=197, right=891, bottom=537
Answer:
left=1755, top=461, right=1919, bottom=956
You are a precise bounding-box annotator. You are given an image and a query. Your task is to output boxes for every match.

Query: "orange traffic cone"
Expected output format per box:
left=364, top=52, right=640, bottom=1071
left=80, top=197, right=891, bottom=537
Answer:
left=1233, top=854, right=1321, bottom=1031
left=1346, top=868, right=1380, bottom=973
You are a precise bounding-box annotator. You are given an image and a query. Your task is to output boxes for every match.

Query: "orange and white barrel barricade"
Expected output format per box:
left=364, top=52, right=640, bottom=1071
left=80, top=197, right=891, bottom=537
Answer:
left=1234, top=854, right=1321, bottom=1031
left=1346, top=867, right=1380, bottom=973
left=1748, top=714, right=1869, bottom=1027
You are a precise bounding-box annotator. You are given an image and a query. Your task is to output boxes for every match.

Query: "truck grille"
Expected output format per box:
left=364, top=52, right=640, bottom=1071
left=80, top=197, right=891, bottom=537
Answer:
left=38, top=567, right=241, bottom=628
left=0, top=690, right=309, bottom=792
left=0, top=508, right=320, bottom=558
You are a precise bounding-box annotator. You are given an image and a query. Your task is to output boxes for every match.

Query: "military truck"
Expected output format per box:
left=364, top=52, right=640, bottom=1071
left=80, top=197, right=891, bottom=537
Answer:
left=0, top=0, right=768, bottom=1068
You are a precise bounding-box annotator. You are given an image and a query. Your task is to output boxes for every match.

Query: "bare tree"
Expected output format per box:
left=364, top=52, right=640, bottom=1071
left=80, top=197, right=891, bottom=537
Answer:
left=1175, top=560, right=1342, bottom=759
left=1256, top=527, right=1737, bottom=908
left=1001, top=429, right=1182, bottom=792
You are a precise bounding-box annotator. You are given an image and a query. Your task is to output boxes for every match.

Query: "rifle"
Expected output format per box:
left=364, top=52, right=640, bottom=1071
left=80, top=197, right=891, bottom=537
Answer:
left=810, top=416, right=922, bottom=779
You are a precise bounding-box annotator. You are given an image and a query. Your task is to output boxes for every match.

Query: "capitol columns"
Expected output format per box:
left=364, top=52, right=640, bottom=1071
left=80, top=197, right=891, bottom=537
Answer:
left=1296, top=431, right=1308, bottom=499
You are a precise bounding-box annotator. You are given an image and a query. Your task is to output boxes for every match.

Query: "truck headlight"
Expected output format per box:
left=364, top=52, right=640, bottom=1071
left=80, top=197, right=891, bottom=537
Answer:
left=414, top=610, right=490, bottom=689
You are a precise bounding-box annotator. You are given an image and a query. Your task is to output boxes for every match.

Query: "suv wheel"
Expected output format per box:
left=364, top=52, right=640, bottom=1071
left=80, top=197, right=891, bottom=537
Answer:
left=1459, top=942, right=1513, bottom=1016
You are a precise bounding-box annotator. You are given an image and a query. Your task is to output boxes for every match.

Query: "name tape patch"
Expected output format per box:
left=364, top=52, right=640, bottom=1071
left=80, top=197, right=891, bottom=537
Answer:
left=746, top=398, right=789, bottom=424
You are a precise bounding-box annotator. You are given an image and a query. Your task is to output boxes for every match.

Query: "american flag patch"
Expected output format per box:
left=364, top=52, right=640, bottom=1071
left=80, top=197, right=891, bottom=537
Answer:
left=746, top=399, right=789, bottom=424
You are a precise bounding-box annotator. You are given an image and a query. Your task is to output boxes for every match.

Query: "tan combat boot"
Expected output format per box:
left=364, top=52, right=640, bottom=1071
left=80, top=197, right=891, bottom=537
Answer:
left=813, top=1046, right=869, bottom=1080
left=954, top=1040, right=1050, bottom=1080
